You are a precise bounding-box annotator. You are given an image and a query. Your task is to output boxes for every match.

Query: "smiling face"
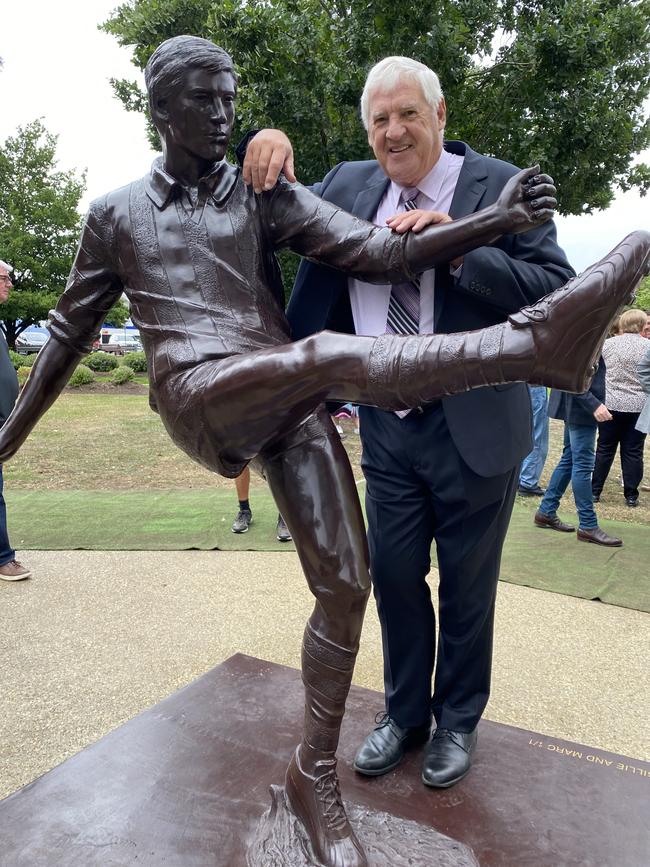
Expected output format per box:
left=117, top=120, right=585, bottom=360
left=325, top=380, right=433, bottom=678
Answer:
left=0, top=266, right=12, bottom=305
left=160, top=67, right=236, bottom=164
left=367, top=78, right=446, bottom=187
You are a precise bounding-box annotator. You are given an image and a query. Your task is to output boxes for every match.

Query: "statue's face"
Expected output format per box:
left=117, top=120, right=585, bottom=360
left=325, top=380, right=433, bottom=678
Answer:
left=366, top=78, right=445, bottom=187
left=162, top=67, right=236, bottom=162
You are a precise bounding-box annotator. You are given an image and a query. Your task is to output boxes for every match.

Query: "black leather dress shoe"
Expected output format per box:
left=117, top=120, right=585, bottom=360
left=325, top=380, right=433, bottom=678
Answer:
left=422, top=728, right=477, bottom=788
left=353, top=714, right=430, bottom=777
left=534, top=510, right=575, bottom=532
left=518, top=484, right=545, bottom=496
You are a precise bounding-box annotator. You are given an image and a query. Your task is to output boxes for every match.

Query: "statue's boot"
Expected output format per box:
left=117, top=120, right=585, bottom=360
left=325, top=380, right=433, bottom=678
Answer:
left=366, top=230, right=650, bottom=407
left=284, top=625, right=367, bottom=867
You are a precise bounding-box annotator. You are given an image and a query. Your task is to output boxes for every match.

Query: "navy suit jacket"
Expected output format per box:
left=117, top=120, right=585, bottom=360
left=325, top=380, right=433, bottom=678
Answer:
left=287, top=141, right=575, bottom=477
left=548, top=358, right=606, bottom=427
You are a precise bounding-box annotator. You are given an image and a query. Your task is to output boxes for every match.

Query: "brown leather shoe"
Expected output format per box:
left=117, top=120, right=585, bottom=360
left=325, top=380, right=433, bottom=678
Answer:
left=505, top=230, right=650, bottom=393
left=534, top=510, right=575, bottom=533
left=577, top=527, right=623, bottom=547
left=285, top=748, right=367, bottom=867
left=0, top=559, right=32, bottom=581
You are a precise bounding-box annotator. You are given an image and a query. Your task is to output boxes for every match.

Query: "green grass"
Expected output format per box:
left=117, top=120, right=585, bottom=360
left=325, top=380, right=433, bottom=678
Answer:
left=5, top=393, right=228, bottom=491
left=4, top=392, right=649, bottom=610
left=5, top=393, right=649, bottom=527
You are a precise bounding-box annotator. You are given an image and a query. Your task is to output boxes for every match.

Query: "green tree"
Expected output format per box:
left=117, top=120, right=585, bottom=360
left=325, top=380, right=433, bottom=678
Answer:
left=102, top=0, right=650, bottom=216
left=0, top=120, right=129, bottom=348
left=635, top=274, right=650, bottom=310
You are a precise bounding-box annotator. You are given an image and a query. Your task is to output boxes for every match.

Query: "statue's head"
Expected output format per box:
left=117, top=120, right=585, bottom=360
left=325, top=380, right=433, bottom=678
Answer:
left=145, top=36, right=237, bottom=163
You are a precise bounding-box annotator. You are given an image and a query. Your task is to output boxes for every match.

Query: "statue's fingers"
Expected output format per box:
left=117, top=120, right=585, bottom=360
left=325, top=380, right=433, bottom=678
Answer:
left=528, top=183, right=557, bottom=200
left=531, top=195, right=557, bottom=212
left=519, top=165, right=541, bottom=185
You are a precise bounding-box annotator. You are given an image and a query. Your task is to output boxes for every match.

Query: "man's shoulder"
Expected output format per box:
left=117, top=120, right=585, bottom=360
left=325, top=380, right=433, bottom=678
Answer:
left=320, top=159, right=384, bottom=190
left=446, top=140, right=521, bottom=183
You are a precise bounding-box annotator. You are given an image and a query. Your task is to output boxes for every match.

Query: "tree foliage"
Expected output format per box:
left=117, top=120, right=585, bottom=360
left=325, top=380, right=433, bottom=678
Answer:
left=103, top=0, right=650, bottom=216
left=0, top=120, right=129, bottom=348
left=635, top=275, right=650, bottom=310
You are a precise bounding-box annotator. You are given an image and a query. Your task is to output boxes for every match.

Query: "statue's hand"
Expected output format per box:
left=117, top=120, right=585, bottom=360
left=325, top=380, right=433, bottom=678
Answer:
left=242, top=129, right=296, bottom=193
left=496, top=166, right=557, bottom=233
left=0, top=426, right=21, bottom=464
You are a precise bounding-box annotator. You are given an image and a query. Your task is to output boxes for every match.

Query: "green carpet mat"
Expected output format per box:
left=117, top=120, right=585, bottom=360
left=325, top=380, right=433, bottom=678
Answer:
left=6, top=491, right=648, bottom=612
left=486, top=506, right=649, bottom=613
left=5, top=490, right=293, bottom=552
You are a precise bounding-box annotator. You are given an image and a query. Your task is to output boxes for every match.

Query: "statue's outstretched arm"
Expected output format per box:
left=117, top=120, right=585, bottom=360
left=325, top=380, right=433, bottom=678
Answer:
left=266, top=167, right=556, bottom=283
left=0, top=199, right=123, bottom=463
left=0, top=338, right=82, bottom=462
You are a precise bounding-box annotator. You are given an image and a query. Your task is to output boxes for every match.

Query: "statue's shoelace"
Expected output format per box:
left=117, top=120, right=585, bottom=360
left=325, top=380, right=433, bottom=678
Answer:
left=314, top=767, right=348, bottom=832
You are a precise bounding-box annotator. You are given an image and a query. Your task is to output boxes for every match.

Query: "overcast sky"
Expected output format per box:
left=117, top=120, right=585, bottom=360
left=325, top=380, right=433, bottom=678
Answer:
left=2, top=0, right=648, bottom=272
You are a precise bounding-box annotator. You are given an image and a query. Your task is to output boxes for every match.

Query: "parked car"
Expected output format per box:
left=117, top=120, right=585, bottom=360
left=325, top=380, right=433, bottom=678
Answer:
left=15, top=330, right=49, bottom=355
left=97, top=330, right=143, bottom=355
left=111, top=332, right=143, bottom=352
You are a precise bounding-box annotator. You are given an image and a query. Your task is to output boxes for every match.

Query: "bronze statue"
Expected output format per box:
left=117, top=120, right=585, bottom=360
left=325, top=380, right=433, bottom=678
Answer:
left=0, top=35, right=646, bottom=867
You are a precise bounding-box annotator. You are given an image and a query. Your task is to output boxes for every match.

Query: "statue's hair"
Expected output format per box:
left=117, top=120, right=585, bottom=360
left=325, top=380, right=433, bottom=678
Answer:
left=0, top=259, right=12, bottom=272
left=360, top=56, right=443, bottom=131
left=618, top=308, right=647, bottom=334
left=145, top=35, right=236, bottom=125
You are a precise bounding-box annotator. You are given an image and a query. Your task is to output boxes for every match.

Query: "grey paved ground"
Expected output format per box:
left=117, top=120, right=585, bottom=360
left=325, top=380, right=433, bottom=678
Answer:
left=1, top=549, right=648, bottom=800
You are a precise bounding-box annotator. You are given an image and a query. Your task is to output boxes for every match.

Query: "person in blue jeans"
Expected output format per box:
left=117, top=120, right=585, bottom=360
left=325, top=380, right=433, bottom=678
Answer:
left=518, top=385, right=549, bottom=495
left=0, top=260, right=31, bottom=581
left=534, top=357, right=622, bottom=547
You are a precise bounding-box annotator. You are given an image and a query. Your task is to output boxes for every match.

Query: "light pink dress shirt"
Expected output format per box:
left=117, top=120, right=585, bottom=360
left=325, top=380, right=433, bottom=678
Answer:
left=348, top=148, right=464, bottom=337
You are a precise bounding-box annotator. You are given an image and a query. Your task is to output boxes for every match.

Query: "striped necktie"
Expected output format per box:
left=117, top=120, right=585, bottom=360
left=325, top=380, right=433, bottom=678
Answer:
left=386, top=193, right=420, bottom=335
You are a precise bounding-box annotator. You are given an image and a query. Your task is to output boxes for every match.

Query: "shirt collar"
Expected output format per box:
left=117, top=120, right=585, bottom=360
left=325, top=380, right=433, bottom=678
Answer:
left=389, top=148, right=454, bottom=207
left=144, top=156, right=239, bottom=209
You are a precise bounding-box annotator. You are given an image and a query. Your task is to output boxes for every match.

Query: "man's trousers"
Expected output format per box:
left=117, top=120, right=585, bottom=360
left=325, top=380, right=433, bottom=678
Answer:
left=359, top=402, right=518, bottom=733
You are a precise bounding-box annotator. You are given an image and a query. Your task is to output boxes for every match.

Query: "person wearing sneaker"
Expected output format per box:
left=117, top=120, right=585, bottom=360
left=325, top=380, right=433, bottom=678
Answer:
left=0, top=260, right=31, bottom=582
left=535, top=357, right=623, bottom=547
left=231, top=466, right=292, bottom=541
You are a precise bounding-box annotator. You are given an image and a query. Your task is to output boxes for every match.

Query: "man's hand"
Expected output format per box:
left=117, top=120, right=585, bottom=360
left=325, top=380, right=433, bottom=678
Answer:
left=386, top=209, right=452, bottom=234
left=593, top=404, right=613, bottom=422
left=386, top=210, right=463, bottom=269
left=495, top=166, right=557, bottom=234
left=242, top=129, right=296, bottom=193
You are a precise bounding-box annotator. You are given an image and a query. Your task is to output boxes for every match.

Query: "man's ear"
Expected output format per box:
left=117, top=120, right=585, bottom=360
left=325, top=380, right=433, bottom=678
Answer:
left=152, top=97, right=169, bottom=128
left=436, top=98, right=447, bottom=130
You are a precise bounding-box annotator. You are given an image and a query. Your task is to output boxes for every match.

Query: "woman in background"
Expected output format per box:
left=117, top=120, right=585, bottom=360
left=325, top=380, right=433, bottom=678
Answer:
left=592, top=309, right=649, bottom=507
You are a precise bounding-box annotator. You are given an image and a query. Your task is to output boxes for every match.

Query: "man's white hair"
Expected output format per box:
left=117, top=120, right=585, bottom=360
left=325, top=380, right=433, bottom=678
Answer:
left=360, top=56, right=444, bottom=131
left=0, top=259, right=12, bottom=272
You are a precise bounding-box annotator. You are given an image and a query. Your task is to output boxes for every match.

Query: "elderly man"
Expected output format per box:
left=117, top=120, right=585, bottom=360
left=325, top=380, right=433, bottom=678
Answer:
left=243, top=55, right=578, bottom=790
left=0, top=36, right=644, bottom=866
left=0, top=260, right=31, bottom=581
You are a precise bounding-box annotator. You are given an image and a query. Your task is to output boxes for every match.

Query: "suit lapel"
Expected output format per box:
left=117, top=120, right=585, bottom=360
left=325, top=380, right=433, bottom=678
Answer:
left=448, top=142, right=488, bottom=219
left=351, top=171, right=390, bottom=219
left=435, top=143, right=489, bottom=330
left=329, top=169, right=388, bottom=334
